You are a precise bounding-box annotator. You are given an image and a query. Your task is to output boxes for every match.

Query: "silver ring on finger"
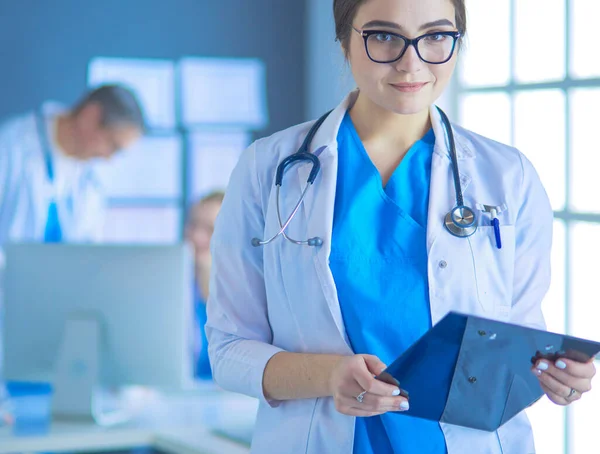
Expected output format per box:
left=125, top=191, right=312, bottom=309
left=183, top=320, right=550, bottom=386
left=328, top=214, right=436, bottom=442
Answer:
left=566, top=388, right=577, bottom=400
left=356, top=390, right=367, bottom=403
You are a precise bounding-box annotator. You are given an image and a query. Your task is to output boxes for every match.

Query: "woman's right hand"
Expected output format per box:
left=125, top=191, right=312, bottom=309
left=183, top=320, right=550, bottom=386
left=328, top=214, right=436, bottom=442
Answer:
left=329, top=354, right=410, bottom=417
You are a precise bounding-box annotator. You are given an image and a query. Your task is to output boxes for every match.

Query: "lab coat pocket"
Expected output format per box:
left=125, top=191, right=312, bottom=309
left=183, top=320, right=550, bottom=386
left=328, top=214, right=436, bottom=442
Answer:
left=468, top=225, right=516, bottom=321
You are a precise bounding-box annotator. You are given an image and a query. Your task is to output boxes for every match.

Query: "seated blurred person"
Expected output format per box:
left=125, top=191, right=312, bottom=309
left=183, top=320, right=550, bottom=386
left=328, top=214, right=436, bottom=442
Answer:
left=185, top=191, right=225, bottom=380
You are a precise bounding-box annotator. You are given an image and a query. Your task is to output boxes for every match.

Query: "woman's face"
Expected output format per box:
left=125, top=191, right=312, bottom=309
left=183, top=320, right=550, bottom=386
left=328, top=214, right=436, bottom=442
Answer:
left=185, top=200, right=222, bottom=262
left=347, top=0, right=458, bottom=115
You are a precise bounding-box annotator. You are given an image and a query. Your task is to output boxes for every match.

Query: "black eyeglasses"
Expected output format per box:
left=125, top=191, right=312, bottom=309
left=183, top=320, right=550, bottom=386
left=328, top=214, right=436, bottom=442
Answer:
left=352, top=26, right=461, bottom=65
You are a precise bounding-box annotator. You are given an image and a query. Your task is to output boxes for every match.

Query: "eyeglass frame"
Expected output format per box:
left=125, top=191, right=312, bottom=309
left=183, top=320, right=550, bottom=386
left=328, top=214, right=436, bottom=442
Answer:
left=352, top=26, right=461, bottom=65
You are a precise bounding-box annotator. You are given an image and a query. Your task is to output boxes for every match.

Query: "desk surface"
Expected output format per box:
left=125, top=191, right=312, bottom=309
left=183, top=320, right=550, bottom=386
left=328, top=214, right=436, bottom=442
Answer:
left=0, top=386, right=257, bottom=454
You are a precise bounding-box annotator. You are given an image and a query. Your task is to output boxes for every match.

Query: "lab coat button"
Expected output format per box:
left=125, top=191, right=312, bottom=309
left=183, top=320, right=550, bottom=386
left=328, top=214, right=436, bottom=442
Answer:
left=438, top=260, right=448, bottom=269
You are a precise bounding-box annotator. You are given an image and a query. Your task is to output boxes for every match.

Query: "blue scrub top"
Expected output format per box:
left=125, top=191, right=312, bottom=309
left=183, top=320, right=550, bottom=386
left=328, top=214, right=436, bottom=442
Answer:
left=329, top=112, right=447, bottom=454
left=194, top=285, right=213, bottom=380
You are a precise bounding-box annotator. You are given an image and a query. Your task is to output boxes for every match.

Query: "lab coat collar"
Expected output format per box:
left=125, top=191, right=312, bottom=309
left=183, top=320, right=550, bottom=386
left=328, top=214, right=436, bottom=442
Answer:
left=307, top=91, right=358, bottom=155
left=302, top=90, right=474, bottom=215
left=308, top=90, right=477, bottom=161
left=429, top=105, right=476, bottom=161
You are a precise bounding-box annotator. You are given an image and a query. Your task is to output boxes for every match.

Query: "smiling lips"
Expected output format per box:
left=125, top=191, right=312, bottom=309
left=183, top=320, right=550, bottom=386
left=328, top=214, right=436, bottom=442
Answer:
left=390, top=82, right=429, bottom=92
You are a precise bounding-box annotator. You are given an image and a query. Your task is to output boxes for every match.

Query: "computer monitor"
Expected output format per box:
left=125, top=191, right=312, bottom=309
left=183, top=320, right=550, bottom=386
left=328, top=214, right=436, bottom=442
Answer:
left=2, top=243, right=195, bottom=424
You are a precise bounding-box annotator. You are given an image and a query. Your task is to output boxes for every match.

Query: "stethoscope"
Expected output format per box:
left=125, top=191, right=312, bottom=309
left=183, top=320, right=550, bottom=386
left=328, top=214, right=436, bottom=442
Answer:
left=251, top=107, right=477, bottom=248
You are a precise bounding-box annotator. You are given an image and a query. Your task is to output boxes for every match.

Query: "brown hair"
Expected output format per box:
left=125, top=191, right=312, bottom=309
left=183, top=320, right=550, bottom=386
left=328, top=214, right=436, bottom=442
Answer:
left=186, top=190, right=225, bottom=225
left=333, top=0, right=467, bottom=55
left=198, top=190, right=225, bottom=206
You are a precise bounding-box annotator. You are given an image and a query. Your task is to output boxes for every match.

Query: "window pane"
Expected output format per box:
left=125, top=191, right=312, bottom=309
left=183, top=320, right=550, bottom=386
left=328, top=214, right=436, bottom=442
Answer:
left=570, top=222, right=600, bottom=342
left=570, top=89, right=600, bottom=213
left=570, top=0, right=600, bottom=78
left=102, top=207, right=180, bottom=243
left=527, top=220, right=566, bottom=454
left=459, top=92, right=511, bottom=144
left=570, top=222, right=600, bottom=454
left=180, top=57, right=268, bottom=129
left=545, top=220, right=567, bottom=335
left=515, top=0, right=566, bottom=83
left=570, top=375, right=600, bottom=454
left=95, top=135, right=182, bottom=199
left=188, top=131, right=249, bottom=200
left=88, top=57, right=176, bottom=130
left=459, top=1, right=510, bottom=87
left=514, top=90, right=566, bottom=210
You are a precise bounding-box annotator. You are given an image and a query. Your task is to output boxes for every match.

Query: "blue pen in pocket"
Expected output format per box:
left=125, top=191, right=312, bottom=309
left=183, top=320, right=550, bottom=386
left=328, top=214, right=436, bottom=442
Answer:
left=477, top=204, right=504, bottom=250
left=490, top=208, right=502, bottom=249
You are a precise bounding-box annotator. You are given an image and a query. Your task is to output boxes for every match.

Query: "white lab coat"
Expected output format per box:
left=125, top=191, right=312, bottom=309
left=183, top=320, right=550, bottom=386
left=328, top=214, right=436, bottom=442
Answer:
left=0, top=102, right=106, bottom=386
left=206, top=91, right=553, bottom=454
left=0, top=102, right=106, bottom=256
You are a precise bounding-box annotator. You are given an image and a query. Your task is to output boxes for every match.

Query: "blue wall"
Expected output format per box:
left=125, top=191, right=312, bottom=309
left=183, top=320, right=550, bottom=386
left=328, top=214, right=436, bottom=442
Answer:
left=0, top=0, right=306, bottom=138
left=305, top=0, right=355, bottom=121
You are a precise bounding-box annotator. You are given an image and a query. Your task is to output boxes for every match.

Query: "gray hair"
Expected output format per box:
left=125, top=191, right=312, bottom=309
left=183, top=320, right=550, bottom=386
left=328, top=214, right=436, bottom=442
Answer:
left=73, top=84, right=146, bottom=131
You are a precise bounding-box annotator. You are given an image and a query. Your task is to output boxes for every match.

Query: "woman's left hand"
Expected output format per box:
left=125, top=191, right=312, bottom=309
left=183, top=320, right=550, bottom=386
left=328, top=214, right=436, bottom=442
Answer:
left=532, top=357, right=597, bottom=406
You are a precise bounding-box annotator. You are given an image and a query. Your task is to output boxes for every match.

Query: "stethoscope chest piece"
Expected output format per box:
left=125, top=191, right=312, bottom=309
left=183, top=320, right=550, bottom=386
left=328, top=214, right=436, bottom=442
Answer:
left=444, top=205, right=478, bottom=238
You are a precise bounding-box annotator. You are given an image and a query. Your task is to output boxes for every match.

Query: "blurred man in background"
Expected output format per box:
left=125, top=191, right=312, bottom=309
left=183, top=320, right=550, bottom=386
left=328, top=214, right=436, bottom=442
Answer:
left=0, top=85, right=145, bottom=413
left=185, top=191, right=225, bottom=380
left=0, top=84, right=145, bottom=252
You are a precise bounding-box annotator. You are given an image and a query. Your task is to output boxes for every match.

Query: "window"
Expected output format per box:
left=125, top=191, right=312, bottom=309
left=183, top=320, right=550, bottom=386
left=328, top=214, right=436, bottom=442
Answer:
left=87, top=57, right=267, bottom=243
left=457, top=2, right=600, bottom=453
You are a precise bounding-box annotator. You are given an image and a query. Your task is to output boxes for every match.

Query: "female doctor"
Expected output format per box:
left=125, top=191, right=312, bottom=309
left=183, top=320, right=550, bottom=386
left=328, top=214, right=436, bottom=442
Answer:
left=206, top=0, right=596, bottom=452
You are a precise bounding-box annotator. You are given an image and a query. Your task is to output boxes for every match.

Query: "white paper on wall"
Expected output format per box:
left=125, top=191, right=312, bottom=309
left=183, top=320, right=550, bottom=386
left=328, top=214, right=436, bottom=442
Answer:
left=188, top=131, right=251, bottom=200
left=179, top=57, right=268, bottom=129
left=102, top=206, right=180, bottom=244
left=94, top=135, right=182, bottom=199
left=88, top=57, right=176, bottom=129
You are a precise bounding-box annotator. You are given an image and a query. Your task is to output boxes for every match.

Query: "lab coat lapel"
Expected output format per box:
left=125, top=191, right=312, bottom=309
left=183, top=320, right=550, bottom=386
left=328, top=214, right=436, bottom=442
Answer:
left=427, top=151, right=456, bottom=253
left=287, top=93, right=358, bottom=348
left=296, top=146, right=351, bottom=346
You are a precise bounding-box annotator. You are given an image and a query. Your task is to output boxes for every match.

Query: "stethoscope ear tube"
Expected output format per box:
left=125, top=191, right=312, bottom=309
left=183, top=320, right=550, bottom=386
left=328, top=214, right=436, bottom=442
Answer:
left=275, top=153, right=321, bottom=186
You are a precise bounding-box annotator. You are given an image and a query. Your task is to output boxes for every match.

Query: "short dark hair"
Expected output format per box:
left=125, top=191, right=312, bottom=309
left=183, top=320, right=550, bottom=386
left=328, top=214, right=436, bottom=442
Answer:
left=73, top=84, right=146, bottom=131
left=333, top=0, right=467, bottom=56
